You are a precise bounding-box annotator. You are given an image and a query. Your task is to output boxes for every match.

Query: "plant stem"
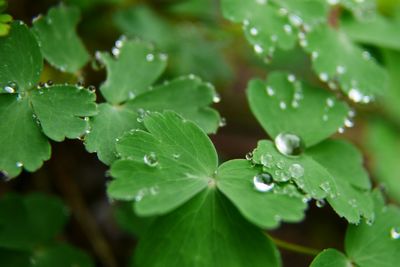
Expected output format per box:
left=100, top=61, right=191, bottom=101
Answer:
left=269, top=236, right=320, bottom=256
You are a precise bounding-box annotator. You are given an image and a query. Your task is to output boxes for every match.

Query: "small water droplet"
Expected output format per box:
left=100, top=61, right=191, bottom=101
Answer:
left=274, top=133, right=305, bottom=157
left=213, top=92, right=221, bottom=103
left=336, top=65, right=346, bottom=74
left=287, top=74, right=296, bottom=83
left=266, top=86, right=275, bottom=96
left=219, top=117, right=227, bottom=127
left=260, top=154, right=274, bottom=168
left=146, top=53, right=155, bottom=62
left=279, top=101, right=287, bottom=110
left=128, top=91, right=135, bottom=99
left=320, top=181, right=331, bottom=193
left=348, top=198, right=357, bottom=208
left=349, top=88, right=363, bottom=103
left=253, top=173, right=275, bottom=192
left=16, top=162, right=23, bottom=167
left=250, top=27, right=258, bottom=36
left=278, top=8, right=288, bottom=16
left=326, top=97, right=335, bottom=108
left=4, top=81, right=17, bottom=93
left=276, top=160, right=285, bottom=169
left=288, top=14, right=303, bottom=26
left=283, top=24, right=292, bottom=34
left=144, top=152, right=158, bottom=167
left=112, top=47, right=120, bottom=57
left=319, top=72, right=329, bottom=82
left=338, top=127, right=345, bottom=134
left=390, top=227, right=400, bottom=239
left=311, top=51, right=319, bottom=60
left=316, top=199, right=326, bottom=208
left=137, top=108, right=147, bottom=122
left=344, top=118, right=354, bottom=128
left=362, top=51, right=371, bottom=60
left=289, top=163, right=304, bottom=179
left=245, top=152, right=253, bottom=161
left=254, top=44, right=264, bottom=54
left=173, top=153, right=181, bottom=160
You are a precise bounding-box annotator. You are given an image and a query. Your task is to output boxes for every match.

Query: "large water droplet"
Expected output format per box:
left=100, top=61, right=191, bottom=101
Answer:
left=289, top=163, right=304, bottom=179
left=390, top=227, right=400, bottom=240
left=274, top=133, right=305, bottom=157
left=253, top=173, right=275, bottom=192
left=4, top=82, right=17, bottom=93
left=144, top=152, right=158, bottom=167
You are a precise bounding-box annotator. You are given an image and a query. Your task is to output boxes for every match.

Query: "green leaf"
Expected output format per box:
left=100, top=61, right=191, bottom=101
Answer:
left=216, top=159, right=307, bottom=229
left=339, top=0, right=376, bottom=20
left=345, top=191, right=400, bottom=267
left=0, top=193, right=68, bottom=250
left=98, top=40, right=167, bottom=104
left=85, top=76, right=220, bottom=164
left=33, top=244, right=94, bottom=267
left=134, top=190, right=281, bottom=267
left=0, top=21, right=42, bottom=91
left=252, top=140, right=338, bottom=200
left=108, top=111, right=309, bottom=228
left=108, top=111, right=217, bottom=216
left=247, top=72, right=350, bottom=147
left=310, top=248, right=351, bottom=267
left=30, top=85, right=97, bottom=141
left=365, top=119, right=400, bottom=203
left=113, top=5, right=232, bottom=82
left=0, top=95, right=50, bottom=177
left=32, top=4, right=90, bottom=73
left=304, top=25, right=388, bottom=103
left=381, top=49, right=400, bottom=121
left=307, top=140, right=374, bottom=223
left=221, top=0, right=297, bottom=60
left=341, top=14, right=400, bottom=50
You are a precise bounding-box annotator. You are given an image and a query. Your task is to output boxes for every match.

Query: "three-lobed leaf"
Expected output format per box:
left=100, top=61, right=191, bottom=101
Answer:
left=32, top=4, right=90, bottom=73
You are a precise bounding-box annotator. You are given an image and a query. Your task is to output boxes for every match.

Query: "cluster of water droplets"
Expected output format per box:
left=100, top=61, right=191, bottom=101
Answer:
left=134, top=185, right=160, bottom=202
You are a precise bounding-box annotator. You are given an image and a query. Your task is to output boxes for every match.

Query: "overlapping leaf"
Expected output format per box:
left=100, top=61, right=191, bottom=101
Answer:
left=108, top=111, right=306, bottom=229
left=247, top=71, right=373, bottom=223
left=0, top=193, right=94, bottom=267
left=365, top=119, right=400, bottom=203
left=311, top=191, right=400, bottom=267
left=32, top=4, right=90, bottom=73
left=304, top=25, right=388, bottom=103
left=0, top=22, right=97, bottom=178
left=134, top=190, right=281, bottom=267
left=85, top=39, right=220, bottom=164
left=113, top=5, right=232, bottom=82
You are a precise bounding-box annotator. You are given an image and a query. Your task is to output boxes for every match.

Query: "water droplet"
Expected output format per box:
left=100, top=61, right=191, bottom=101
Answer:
left=46, top=80, right=54, bottom=86
left=245, top=152, right=253, bottom=161
left=283, top=24, right=292, bottom=34
left=146, top=53, right=155, bottom=62
left=144, top=152, right=158, bottom=167
left=390, top=227, right=400, bottom=239
left=278, top=8, right=288, bottom=16
left=362, top=51, right=371, bottom=60
left=326, top=97, right=335, bottom=107
left=253, top=173, right=275, bottom=192
left=159, top=53, right=168, bottom=61
left=289, top=163, right=304, bottom=179
left=16, top=162, right=23, bottom=167
left=348, top=88, right=363, bottom=103
left=336, top=65, right=346, bottom=74
left=299, top=39, right=308, bottom=47
left=311, top=51, right=319, bottom=60
left=112, top=47, right=120, bottom=57
left=173, top=153, right=181, bottom=160
left=250, top=27, right=258, bottom=36
left=316, top=199, right=326, bottom=208
left=128, top=91, right=135, bottom=99
left=4, top=82, right=17, bottom=93
left=219, top=117, right=227, bottom=127
left=213, top=92, right=221, bottom=103
left=319, top=72, right=329, bottom=82
left=279, top=101, right=287, bottom=110
left=254, top=44, right=263, bottom=54
left=320, top=181, right=331, bottom=193
left=287, top=74, right=296, bottom=83
left=266, top=86, right=275, bottom=96
left=137, top=108, right=147, bottom=122
left=260, top=154, right=274, bottom=168
left=348, top=199, right=357, bottom=208
left=274, top=133, right=305, bottom=157
left=276, top=160, right=285, bottom=169
left=322, top=114, right=329, bottom=121
left=338, top=127, right=345, bottom=134
left=344, top=118, right=354, bottom=128
left=289, top=14, right=303, bottom=26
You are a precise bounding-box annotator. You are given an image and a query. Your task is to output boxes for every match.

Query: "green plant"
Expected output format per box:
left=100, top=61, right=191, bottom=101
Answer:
left=1, top=0, right=400, bottom=267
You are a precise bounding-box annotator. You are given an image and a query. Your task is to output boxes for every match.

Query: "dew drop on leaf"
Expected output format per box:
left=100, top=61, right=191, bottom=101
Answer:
left=219, top=117, right=227, bottom=127
left=390, top=227, right=400, bottom=240
left=254, top=44, right=263, bottom=54
left=279, top=101, right=287, bottom=110
left=250, top=27, right=258, bottom=36
left=348, top=88, right=363, bottom=103
left=213, top=92, right=221, bottom=103
left=319, top=72, right=329, bottom=82
left=266, top=86, right=275, bottom=96
left=260, top=153, right=274, bottom=168
left=253, top=173, right=275, bottom=192
left=319, top=181, right=331, bottom=193
left=245, top=152, right=253, bottom=161
left=144, top=152, right=158, bottom=167
left=316, top=199, right=326, bottom=208
left=289, top=163, right=304, bottom=179
left=274, top=133, right=305, bottom=157
left=146, top=53, right=155, bottom=62
left=16, top=162, right=23, bottom=168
